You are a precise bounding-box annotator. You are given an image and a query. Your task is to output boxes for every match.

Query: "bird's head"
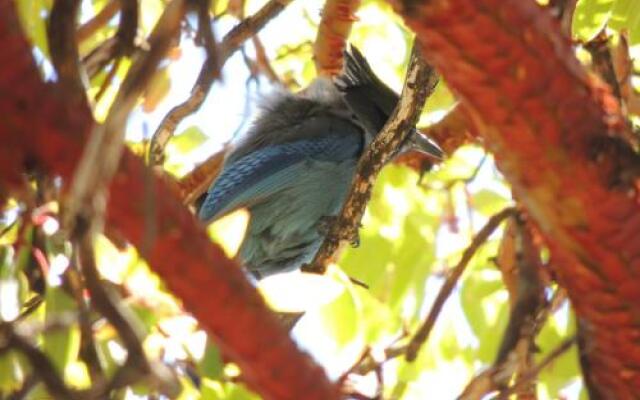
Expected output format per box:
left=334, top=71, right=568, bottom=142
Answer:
left=334, top=46, right=443, bottom=161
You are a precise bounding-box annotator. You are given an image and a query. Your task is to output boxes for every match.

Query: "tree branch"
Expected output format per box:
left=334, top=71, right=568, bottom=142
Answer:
left=389, top=0, right=640, bottom=394
left=65, top=0, right=185, bottom=238
left=405, top=207, right=516, bottom=361
left=313, top=0, right=360, bottom=76
left=76, top=0, right=120, bottom=42
left=48, top=0, right=84, bottom=96
left=304, top=44, right=439, bottom=274
left=148, top=0, right=295, bottom=166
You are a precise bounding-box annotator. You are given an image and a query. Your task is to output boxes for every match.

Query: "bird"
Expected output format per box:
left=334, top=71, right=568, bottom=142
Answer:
left=198, top=46, right=443, bottom=279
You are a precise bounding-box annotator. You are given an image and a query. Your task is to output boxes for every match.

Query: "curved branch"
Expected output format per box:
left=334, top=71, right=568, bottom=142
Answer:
left=148, top=0, right=294, bottom=166
left=304, top=44, right=438, bottom=273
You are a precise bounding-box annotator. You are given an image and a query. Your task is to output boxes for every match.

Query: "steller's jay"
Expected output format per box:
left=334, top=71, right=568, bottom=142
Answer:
left=198, top=47, right=443, bottom=278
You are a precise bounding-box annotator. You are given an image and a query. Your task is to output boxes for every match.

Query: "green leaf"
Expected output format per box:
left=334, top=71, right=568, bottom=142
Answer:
left=172, top=126, right=208, bottom=154
left=0, top=351, right=25, bottom=394
left=472, top=189, right=511, bottom=217
left=198, top=342, right=224, bottom=380
left=609, top=0, right=640, bottom=44
left=572, top=0, right=615, bottom=41
left=223, top=382, right=260, bottom=400
left=536, top=309, right=580, bottom=396
left=15, top=0, right=51, bottom=59
left=43, top=287, right=80, bottom=376
left=200, top=378, right=225, bottom=400
left=319, top=287, right=360, bottom=347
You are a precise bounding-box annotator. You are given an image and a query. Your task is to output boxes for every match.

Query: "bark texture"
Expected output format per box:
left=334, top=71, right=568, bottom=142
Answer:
left=389, top=0, right=640, bottom=396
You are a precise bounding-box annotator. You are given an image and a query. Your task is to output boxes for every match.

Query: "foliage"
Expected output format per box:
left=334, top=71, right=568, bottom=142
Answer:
left=2, top=0, right=639, bottom=399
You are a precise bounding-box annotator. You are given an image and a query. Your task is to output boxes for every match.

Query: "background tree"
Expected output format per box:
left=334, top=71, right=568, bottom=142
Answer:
left=1, top=0, right=639, bottom=399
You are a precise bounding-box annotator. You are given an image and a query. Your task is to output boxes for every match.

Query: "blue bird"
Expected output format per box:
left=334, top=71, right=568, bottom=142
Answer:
left=198, top=47, right=443, bottom=278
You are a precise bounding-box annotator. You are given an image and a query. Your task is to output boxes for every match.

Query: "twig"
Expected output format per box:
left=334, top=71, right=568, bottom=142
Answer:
left=252, top=36, right=281, bottom=83
left=423, top=153, right=487, bottom=190
left=585, top=31, right=623, bottom=101
left=303, top=44, right=439, bottom=274
left=355, top=345, right=405, bottom=376
left=76, top=0, right=120, bottom=42
left=115, top=0, right=138, bottom=56
left=195, top=0, right=219, bottom=76
left=75, top=234, right=148, bottom=372
left=7, top=374, right=38, bottom=400
left=549, top=0, right=577, bottom=38
left=82, top=0, right=139, bottom=78
left=0, top=322, right=79, bottom=400
left=63, top=261, right=105, bottom=385
left=494, top=336, right=577, bottom=399
left=611, top=32, right=640, bottom=116
left=405, top=207, right=516, bottom=361
left=94, top=58, right=121, bottom=103
left=494, top=215, right=546, bottom=366
left=48, top=0, right=85, bottom=96
left=66, top=0, right=185, bottom=237
left=148, top=0, right=295, bottom=166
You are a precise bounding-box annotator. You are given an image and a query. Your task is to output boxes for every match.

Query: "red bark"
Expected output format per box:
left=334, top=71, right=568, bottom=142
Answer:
left=0, top=2, right=340, bottom=399
left=314, top=0, right=361, bottom=76
left=390, top=0, right=639, bottom=396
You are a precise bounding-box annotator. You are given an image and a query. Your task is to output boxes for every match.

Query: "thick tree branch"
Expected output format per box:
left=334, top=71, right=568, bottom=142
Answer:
left=388, top=0, right=640, bottom=395
left=304, top=44, right=439, bottom=274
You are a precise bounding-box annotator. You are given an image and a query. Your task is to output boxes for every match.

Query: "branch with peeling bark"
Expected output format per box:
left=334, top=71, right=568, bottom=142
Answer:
left=313, top=0, right=361, bottom=76
left=388, top=0, right=639, bottom=395
left=303, top=44, right=439, bottom=274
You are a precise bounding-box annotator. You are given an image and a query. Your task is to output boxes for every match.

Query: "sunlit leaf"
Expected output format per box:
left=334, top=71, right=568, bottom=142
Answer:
left=172, top=126, right=209, bottom=154
left=319, top=285, right=360, bottom=347
left=142, top=67, right=172, bottom=113
left=0, top=351, right=24, bottom=394
left=472, top=189, right=511, bottom=217
left=609, top=0, right=640, bottom=44
left=43, top=287, right=80, bottom=377
left=199, top=343, right=224, bottom=381
left=15, top=0, right=51, bottom=59
left=572, top=0, right=615, bottom=41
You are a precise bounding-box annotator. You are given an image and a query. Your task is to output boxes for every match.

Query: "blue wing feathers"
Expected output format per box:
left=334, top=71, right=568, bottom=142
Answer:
left=197, top=133, right=362, bottom=222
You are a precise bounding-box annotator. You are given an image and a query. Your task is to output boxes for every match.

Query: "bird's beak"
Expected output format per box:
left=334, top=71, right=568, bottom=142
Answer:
left=404, top=129, right=444, bottom=160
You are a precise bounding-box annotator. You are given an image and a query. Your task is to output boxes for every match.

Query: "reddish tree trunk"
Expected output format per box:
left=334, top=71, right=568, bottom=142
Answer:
left=390, top=0, right=640, bottom=396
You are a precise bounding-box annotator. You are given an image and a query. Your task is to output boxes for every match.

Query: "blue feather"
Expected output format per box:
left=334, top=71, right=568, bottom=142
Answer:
left=198, top=133, right=363, bottom=223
